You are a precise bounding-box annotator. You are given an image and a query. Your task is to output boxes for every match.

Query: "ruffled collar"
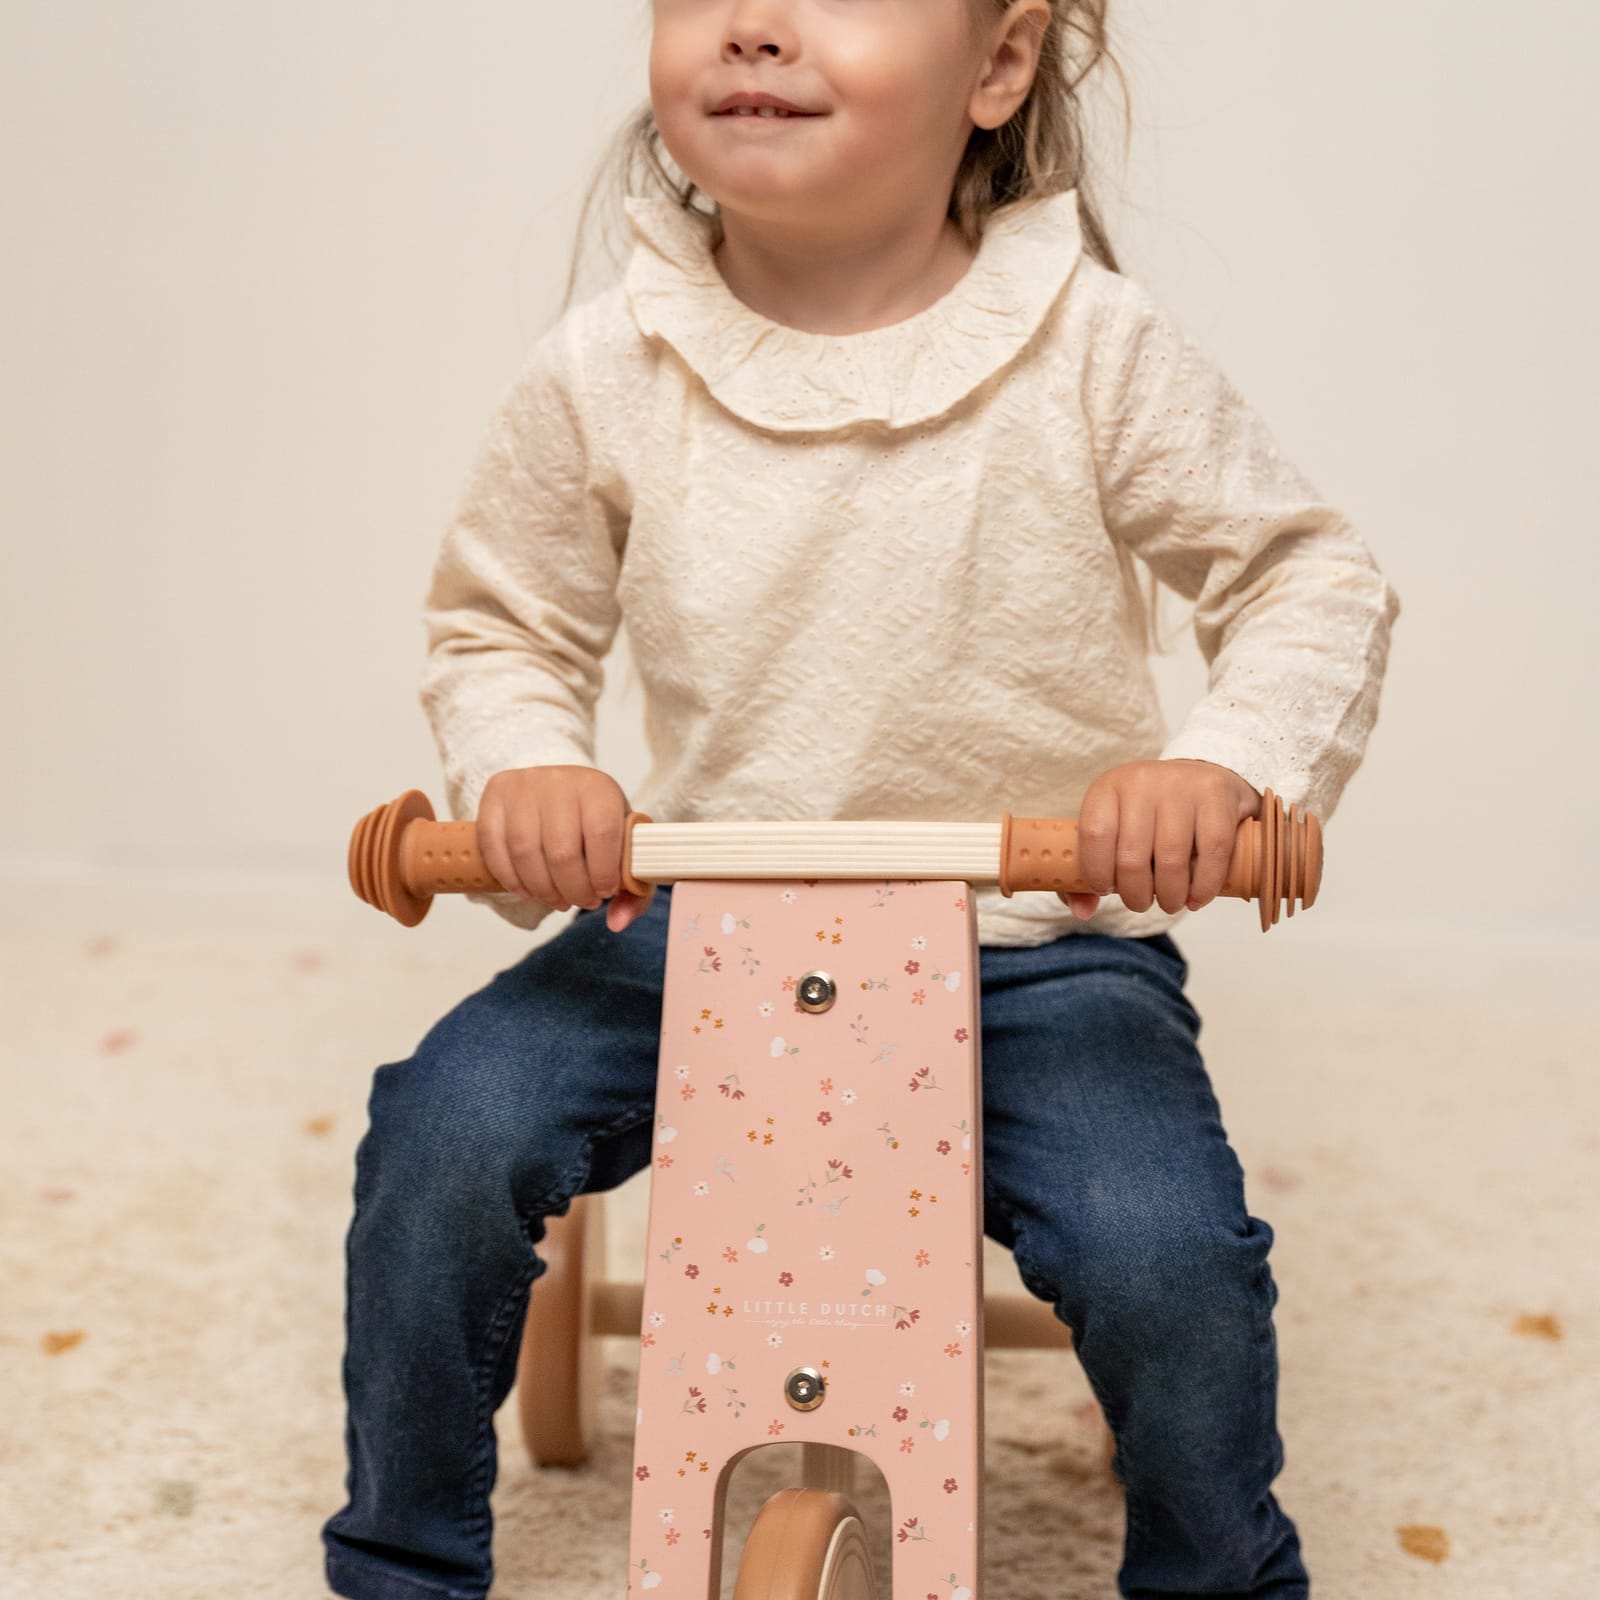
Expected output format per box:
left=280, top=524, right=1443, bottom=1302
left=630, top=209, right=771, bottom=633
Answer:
left=622, top=187, right=1084, bottom=432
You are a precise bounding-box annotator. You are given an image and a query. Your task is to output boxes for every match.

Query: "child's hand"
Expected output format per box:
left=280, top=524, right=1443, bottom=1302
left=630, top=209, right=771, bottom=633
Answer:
left=477, top=764, right=656, bottom=933
left=1063, top=758, right=1262, bottom=920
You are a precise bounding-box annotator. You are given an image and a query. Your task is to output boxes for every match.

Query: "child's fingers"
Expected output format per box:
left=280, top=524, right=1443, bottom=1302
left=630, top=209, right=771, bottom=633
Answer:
left=1075, top=782, right=1120, bottom=898
left=1113, top=790, right=1157, bottom=913
left=1187, top=796, right=1238, bottom=910
left=1152, top=797, right=1197, bottom=914
left=607, top=885, right=656, bottom=933
left=537, top=795, right=599, bottom=910
left=477, top=796, right=534, bottom=903
left=577, top=789, right=625, bottom=906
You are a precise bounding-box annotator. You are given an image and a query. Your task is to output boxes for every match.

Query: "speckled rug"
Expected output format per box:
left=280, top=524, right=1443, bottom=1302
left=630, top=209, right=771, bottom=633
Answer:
left=2, top=883, right=1595, bottom=1599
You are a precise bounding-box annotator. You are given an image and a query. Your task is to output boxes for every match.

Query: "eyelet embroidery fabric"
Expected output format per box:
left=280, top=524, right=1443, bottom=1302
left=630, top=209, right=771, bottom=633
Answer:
left=418, top=187, right=1400, bottom=946
left=621, top=188, right=1085, bottom=432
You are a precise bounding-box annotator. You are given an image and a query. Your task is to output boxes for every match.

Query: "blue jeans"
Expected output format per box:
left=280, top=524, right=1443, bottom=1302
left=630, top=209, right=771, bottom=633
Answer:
left=322, top=882, right=1308, bottom=1600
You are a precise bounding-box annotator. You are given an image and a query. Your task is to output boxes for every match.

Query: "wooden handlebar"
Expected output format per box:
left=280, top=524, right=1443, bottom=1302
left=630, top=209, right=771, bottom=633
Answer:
left=348, top=790, right=1320, bottom=933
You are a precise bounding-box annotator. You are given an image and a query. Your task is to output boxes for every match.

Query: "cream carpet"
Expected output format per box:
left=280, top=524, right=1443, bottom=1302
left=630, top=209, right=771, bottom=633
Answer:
left=2, top=879, right=1595, bottom=1599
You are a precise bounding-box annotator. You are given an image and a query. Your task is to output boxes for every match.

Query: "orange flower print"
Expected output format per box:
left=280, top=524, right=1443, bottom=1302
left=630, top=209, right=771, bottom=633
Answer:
left=911, top=988, right=926, bottom=1005
left=944, top=1342, right=963, bottom=1357
left=819, top=1077, right=834, bottom=1095
left=914, top=1249, right=930, bottom=1267
left=899, top=1436, right=915, bottom=1453
left=767, top=1419, right=785, bottom=1436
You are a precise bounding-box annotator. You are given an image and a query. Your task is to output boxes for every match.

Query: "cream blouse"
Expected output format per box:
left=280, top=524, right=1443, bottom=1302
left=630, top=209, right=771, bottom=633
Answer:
left=419, top=187, right=1400, bottom=945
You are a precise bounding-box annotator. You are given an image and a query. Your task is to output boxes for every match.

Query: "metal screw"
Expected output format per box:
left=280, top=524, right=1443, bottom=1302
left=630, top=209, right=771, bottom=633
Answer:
left=796, top=971, right=836, bottom=1014
left=785, top=1366, right=826, bottom=1411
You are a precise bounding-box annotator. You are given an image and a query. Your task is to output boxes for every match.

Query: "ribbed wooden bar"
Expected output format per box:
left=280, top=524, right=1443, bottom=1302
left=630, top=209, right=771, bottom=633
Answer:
left=627, top=820, right=1005, bottom=883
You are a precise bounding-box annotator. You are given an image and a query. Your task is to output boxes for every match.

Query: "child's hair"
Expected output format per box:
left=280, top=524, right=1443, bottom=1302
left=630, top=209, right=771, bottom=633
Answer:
left=558, top=0, right=1174, bottom=657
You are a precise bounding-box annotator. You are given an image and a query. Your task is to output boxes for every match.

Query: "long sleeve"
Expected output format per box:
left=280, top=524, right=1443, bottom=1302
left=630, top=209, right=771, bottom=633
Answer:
left=418, top=315, right=628, bottom=931
left=1083, top=272, right=1401, bottom=825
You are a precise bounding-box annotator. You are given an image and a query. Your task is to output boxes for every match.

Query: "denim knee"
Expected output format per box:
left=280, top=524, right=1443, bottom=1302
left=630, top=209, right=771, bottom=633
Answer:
left=1010, top=1193, right=1279, bottom=1337
left=357, top=1037, right=586, bottom=1247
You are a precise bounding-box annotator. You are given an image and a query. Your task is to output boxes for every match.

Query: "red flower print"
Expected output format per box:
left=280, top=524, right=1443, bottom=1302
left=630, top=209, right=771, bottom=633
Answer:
left=816, top=1111, right=833, bottom=1125
left=893, top=1405, right=908, bottom=1422
left=904, top=960, right=920, bottom=975
left=954, top=1027, right=968, bottom=1043
left=936, top=1139, right=951, bottom=1154
left=685, top=1263, right=700, bottom=1278
left=636, top=1465, right=650, bottom=1480
left=779, top=1271, right=793, bottom=1286
left=943, top=1477, right=958, bottom=1494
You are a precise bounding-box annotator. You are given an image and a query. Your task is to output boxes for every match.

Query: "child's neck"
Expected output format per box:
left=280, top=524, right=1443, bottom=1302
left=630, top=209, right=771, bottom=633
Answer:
left=710, top=203, right=977, bottom=337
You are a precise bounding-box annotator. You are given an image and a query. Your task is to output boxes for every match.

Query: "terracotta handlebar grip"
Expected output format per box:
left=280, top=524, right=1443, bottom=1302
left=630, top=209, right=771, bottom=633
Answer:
left=997, top=790, right=1319, bottom=932
left=348, top=788, right=1319, bottom=932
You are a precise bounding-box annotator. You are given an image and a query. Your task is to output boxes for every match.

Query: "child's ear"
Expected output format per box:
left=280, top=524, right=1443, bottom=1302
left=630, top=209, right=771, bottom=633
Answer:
left=968, top=0, right=1052, bottom=132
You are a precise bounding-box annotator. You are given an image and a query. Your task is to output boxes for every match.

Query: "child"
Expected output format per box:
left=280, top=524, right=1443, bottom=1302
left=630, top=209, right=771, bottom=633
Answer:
left=323, top=2, right=1399, bottom=1596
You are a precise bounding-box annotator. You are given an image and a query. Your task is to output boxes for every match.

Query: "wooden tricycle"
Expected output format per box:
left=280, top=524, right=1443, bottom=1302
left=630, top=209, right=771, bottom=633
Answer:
left=348, top=792, right=1320, bottom=1598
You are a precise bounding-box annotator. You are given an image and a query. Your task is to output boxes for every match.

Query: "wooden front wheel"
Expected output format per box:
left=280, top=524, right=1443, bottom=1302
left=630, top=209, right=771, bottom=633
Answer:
left=731, top=1488, right=877, bottom=1600
left=517, top=1192, right=606, bottom=1467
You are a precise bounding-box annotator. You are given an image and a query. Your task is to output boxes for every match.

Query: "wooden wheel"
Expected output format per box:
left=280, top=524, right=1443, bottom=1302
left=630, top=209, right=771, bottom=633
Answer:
left=731, top=1487, right=877, bottom=1600
left=517, top=1191, right=607, bottom=1467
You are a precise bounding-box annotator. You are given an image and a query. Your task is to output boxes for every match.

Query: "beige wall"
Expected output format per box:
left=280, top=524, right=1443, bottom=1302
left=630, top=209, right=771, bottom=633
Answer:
left=3, top=3, right=1594, bottom=961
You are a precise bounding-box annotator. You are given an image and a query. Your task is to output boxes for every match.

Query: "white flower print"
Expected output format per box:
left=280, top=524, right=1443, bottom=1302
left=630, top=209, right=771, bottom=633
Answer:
left=658, top=1507, right=675, bottom=1525
left=766, top=1332, right=784, bottom=1348
left=692, top=1180, right=710, bottom=1197
left=840, top=1088, right=858, bottom=1105
left=819, top=1244, right=835, bottom=1261
left=911, top=934, right=928, bottom=951
left=954, top=1319, right=971, bottom=1336
left=899, top=1380, right=916, bottom=1397
left=779, top=888, right=797, bottom=904
left=934, top=1418, right=951, bottom=1440
left=759, top=1000, right=774, bottom=1017
left=673, top=1063, right=691, bottom=1082
left=648, top=1310, right=666, bottom=1327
